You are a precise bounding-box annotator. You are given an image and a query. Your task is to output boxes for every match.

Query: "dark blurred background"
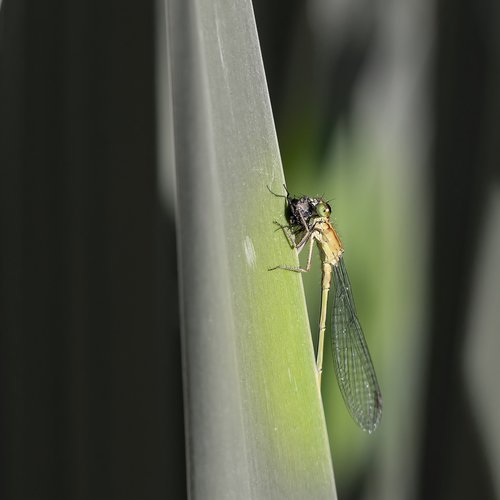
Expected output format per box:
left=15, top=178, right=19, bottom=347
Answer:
left=1, top=0, right=500, bottom=499
left=0, top=1, right=185, bottom=498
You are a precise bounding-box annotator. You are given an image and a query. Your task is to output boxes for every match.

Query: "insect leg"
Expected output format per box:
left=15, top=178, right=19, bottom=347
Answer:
left=269, top=233, right=316, bottom=273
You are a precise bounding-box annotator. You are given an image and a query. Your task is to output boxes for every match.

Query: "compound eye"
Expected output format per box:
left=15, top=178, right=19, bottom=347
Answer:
left=316, top=202, right=331, bottom=218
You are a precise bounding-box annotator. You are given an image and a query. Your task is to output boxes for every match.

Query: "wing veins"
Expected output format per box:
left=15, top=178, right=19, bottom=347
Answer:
left=331, top=259, right=382, bottom=432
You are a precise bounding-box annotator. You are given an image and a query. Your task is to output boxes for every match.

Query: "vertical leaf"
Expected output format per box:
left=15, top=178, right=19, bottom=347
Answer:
left=165, top=0, right=337, bottom=497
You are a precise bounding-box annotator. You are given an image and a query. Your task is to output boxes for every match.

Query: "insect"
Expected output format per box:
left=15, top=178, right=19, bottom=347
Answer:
left=269, top=185, right=382, bottom=433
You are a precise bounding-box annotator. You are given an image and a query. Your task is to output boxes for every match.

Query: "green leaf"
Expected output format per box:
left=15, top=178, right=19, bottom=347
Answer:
left=165, top=0, right=337, bottom=497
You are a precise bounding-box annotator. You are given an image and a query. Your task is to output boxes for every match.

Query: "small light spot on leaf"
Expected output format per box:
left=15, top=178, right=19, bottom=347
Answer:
left=243, top=236, right=257, bottom=268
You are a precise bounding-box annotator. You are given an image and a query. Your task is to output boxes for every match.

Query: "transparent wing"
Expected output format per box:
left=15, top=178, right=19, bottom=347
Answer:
left=331, top=258, right=382, bottom=433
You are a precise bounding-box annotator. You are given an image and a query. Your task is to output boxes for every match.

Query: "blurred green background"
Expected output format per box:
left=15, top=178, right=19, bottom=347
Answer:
left=253, top=0, right=500, bottom=499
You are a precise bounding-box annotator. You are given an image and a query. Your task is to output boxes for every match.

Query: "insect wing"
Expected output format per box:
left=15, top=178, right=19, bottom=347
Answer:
left=331, top=259, right=382, bottom=432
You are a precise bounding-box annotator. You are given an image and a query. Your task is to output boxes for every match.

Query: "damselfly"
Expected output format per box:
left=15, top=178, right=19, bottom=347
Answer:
left=270, top=186, right=382, bottom=433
